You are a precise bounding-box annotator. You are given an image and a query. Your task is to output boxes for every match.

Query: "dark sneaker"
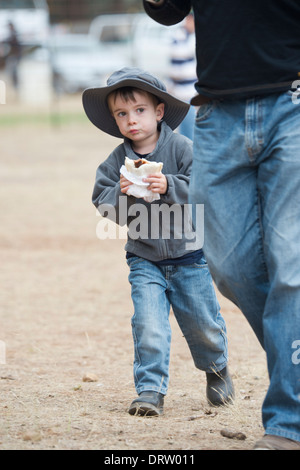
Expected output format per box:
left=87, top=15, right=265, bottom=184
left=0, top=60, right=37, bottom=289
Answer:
left=254, top=435, right=300, bottom=450
left=206, top=366, right=235, bottom=406
left=128, top=391, right=164, bottom=416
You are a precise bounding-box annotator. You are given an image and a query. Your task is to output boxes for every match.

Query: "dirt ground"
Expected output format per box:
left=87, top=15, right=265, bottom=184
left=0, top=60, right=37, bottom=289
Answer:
left=0, top=94, right=269, bottom=451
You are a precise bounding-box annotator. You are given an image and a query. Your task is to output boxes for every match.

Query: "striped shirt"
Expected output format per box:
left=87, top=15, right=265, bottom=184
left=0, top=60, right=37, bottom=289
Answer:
left=168, top=26, right=197, bottom=103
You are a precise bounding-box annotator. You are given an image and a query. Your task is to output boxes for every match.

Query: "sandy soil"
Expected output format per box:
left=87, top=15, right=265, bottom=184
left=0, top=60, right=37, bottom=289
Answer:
left=0, top=97, right=269, bottom=451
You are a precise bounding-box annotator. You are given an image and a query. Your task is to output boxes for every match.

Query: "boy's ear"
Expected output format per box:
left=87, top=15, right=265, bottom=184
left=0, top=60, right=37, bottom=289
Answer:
left=156, top=102, right=165, bottom=121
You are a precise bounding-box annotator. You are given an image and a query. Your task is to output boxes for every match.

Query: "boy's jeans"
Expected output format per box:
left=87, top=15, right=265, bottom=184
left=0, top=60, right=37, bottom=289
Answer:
left=179, top=106, right=196, bottom=141
left=190, top=90, right=300, bottom=441
left=127, top=255, right=228, bottom=396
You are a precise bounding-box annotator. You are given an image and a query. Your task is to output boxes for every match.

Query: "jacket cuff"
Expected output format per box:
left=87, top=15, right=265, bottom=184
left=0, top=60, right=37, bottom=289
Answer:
left=143, top=0, right=191, bottom=26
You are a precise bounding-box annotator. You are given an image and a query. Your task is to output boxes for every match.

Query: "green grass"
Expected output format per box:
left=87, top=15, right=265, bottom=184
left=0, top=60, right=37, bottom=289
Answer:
left=0, top=111, right=89, bottom=127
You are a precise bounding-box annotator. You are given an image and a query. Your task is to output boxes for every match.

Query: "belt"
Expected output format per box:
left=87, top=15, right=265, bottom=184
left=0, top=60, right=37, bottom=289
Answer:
left=190, top=94, right=213, bottom=106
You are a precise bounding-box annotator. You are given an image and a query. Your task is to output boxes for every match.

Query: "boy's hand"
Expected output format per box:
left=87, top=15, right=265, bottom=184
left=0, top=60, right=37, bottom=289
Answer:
left=143, top=174, right=168, bottom=194
left=120, top=175, right=133, bottom=194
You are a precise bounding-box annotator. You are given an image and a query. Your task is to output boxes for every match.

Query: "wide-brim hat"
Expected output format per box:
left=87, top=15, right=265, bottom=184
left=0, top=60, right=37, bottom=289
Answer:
left=82, top=67, right=190, bottom=138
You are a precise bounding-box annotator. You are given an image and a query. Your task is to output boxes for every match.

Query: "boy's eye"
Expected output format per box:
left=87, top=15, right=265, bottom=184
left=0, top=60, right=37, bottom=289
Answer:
left=117, top=111, right=126, bottom=117
left=137, top=108, right=145, bottom=113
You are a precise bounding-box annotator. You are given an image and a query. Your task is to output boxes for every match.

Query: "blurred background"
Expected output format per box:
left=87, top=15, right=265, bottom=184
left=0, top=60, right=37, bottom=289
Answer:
left=0, top=0, right=183, bottom=110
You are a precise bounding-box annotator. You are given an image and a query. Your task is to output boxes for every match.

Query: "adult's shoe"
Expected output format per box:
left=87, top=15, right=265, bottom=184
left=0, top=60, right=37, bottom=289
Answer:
left=253, top=434, right=300, bottom=450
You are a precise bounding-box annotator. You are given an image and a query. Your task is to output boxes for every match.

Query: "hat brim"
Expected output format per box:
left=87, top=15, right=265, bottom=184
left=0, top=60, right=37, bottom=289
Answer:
left=82, top=78, right=190, bottom=138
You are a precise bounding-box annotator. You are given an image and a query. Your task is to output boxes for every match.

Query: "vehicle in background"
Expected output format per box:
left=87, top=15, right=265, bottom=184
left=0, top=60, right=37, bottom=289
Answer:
left=47, top=13, right=182, bottom=95
left=0, top=0, right=49, bottom=46
left=7, top=12, right=185, bottom=96
left=48, top=33, right=129, bottom=94
left=89, top=13, right=182, bottom=82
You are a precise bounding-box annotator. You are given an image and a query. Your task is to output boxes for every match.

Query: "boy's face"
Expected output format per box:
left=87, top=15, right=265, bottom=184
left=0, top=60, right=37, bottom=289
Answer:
left=108, top=90, right=165, bottom=149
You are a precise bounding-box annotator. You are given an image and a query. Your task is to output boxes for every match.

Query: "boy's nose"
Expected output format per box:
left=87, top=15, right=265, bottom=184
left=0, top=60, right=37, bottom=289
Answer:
left=128, top=113, right=137, bottom=125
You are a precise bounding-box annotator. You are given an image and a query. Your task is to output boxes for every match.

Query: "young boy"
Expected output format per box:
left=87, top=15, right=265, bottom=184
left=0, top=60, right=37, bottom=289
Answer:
left=83, top=67, right=234, bottom=416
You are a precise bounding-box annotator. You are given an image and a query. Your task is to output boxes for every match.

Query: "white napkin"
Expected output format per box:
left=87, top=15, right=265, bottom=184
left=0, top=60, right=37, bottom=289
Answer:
left=120, top=165, right=160, bottom=203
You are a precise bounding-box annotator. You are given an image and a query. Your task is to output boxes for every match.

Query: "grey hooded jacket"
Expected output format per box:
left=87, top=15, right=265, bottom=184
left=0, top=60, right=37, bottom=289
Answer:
left=92, top=122, right=202, bottom=262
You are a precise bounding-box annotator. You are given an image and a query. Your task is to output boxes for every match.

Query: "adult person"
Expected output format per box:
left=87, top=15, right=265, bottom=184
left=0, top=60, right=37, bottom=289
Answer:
left=143, top=0, right=300, bottom=451
left=5, top=22, right=21, bottom=90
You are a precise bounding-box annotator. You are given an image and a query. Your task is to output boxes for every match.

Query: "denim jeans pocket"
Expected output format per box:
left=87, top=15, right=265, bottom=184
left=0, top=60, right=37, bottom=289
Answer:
left=192, top=261, right=208, bottom=269
left=195, top=101, right=217, bottom=122
left=188, top=254, right=208, bottom=268
left=126, top=256, right=142, bottom=268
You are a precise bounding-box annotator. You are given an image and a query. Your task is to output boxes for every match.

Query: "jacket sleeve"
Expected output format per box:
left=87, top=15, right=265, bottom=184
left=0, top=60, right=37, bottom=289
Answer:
left=143, top=0, right=192, bottom=26
left=92, top=157, right=129, bottom=227
left=161, top=139, right=193, bottom=206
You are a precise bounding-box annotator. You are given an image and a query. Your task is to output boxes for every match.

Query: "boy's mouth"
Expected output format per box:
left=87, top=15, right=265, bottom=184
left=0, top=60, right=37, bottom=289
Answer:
left=129, top=129, right=139, bottom=135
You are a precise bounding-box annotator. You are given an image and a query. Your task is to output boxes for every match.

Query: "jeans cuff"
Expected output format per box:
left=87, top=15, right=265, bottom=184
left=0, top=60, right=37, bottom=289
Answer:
left=265, top=427, right=300, bottom=443
left=196, top=360, right=228, bottom=374
left=136, top=386, right=167, bottom=396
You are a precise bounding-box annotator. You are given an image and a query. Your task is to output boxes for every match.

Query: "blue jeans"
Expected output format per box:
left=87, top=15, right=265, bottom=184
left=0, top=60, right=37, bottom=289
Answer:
left=127, top=255, right=228, bottom=395
left=178, top=106, right=195, bottom=141
left=190, top=91, right=300, bottom=442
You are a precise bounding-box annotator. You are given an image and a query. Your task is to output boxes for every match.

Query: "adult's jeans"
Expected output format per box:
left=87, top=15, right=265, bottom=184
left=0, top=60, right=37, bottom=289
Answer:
left=127, top=255, right=228, bottom=395
left=190, top=90, right=300, bottom=442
